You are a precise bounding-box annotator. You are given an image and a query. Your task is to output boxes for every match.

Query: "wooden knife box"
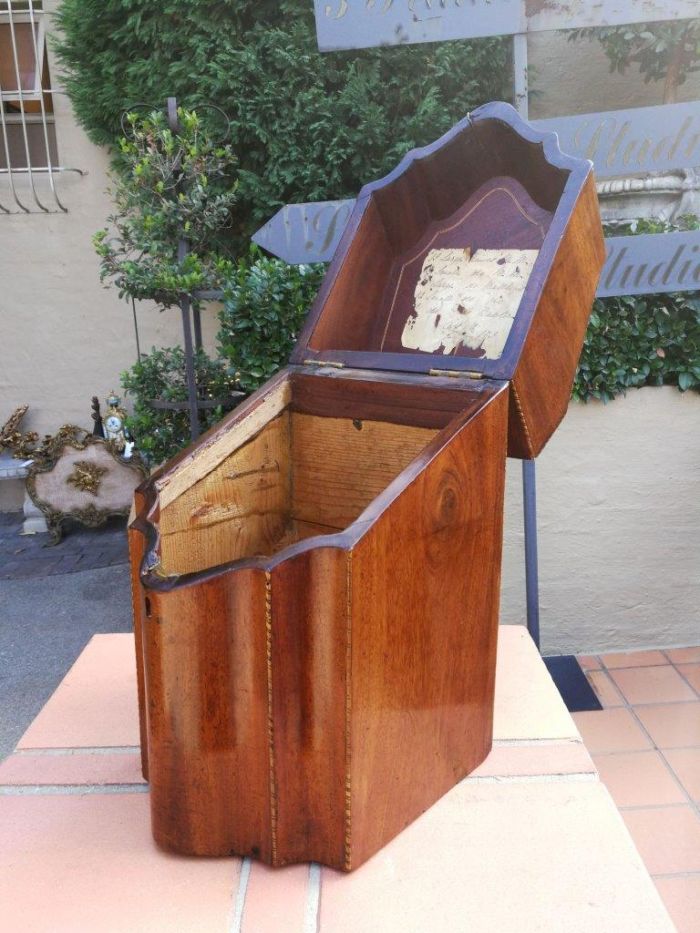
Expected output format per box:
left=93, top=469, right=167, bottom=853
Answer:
left=129, top=102, right=605, bottom=871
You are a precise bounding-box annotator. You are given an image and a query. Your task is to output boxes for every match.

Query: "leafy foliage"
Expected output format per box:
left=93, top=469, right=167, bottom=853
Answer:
left=569, top=20, right=700, bottom=102
left=54, top=0, right=510, bottom=248
left=121, top=251, right=324, bottom=463
left=94, top=108, right=238, bottom=306
left=574, top=218, right=700, bottom=403
left=574, top=291, right=700, bottom=403
left=217, top=248, right=324, bottom=393
left=121, top=346, right=241, bottom=464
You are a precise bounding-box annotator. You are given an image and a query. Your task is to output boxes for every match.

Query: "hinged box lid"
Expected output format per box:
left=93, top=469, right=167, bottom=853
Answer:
left=291, top=102, right=605, bottom=456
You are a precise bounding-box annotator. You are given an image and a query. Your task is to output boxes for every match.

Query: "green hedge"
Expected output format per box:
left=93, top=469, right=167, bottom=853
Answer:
left=217, top=248, right=325, bottom=394
left=54, top=0, right=510, bottom=250
left=574, top=218, right=700, bottom=402
left=120, top=346, right=239, bottom=465
left=574, top=290, right=700, bottom=402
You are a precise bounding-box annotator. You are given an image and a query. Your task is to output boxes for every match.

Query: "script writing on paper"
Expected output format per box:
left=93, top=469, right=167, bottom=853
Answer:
left=402, top=248, right=539, bottom=359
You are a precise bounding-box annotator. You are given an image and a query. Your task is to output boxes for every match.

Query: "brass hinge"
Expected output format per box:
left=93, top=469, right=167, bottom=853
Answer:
left=303, top=359, right=345, bottom=369
left=429, top=368, right=483, bottom=379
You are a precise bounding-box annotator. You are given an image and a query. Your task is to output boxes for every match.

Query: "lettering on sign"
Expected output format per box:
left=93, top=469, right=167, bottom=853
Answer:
left=533, top=102, right=700, bottom=178
left=598, top=229, right=700, bottom=298
left=402, top=247, right=538, bottom=357
left=252, top=201, right=700, bottom=297
left=251, top=200, right=355, bottom=264
left=315, top=1, right=698, bottom=51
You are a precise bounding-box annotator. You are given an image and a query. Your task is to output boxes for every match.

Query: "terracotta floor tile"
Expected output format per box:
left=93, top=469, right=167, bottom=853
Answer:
left=666, top=647, right=700, bottom=664
left=593, top=751, right=686, bottom=808
left=18, top=634, right=140, bottom=749
left=0, top=751, right=144, bottom=787
left=601, top=651, right=668, bottom=669
left=622, top=806, right=700, bottom=875
left=242, top=862, right=309, bottom=933
left=677, top=663, right=700, bottom=695
left=320, top=782, right=673, bottom=932
left=0, top=793, right=239, bottom=933
left=573, top=708, right=652, bottom=754
left=655, top=875, right=700, bottom=933
left=586, top=670, right=625, bottom=708
left=635, top=703, right=700, bottom=750
left=577, top=655, right=601, bottom=671
left=609, top=666, right=696, bottom=705
left=663, top=748, right=700, bottom=801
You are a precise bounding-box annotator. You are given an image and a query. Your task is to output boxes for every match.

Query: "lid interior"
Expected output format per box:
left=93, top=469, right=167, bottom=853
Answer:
left=294, top=104, right=586, bottom=380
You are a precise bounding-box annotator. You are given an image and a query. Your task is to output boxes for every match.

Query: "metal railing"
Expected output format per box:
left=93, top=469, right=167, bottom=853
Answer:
left=0, top=0, right=82, bottom=212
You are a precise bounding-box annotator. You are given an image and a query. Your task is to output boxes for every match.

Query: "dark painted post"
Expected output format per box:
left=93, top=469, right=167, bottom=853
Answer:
left=512, top=40, right=541, bottom=649
left=167, top=97, right=200, bottom=442
left=522, top=458, right=541, bottom=650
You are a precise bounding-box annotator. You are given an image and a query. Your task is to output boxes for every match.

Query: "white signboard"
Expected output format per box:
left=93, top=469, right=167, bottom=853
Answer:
left=315, top=1, right=699, bottom=52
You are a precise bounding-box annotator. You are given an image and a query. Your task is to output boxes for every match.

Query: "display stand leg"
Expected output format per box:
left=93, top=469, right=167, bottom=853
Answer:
left=192, top=306, right=203, bottom=352
left=178, top=237, right=200, bottom=442
left=522, top=459, right=540, bottom=650
left=512, top=34, right=541, bottom=650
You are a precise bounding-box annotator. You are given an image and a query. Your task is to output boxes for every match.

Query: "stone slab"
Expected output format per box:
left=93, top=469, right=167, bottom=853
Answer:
left=17, top=634, right=140, bottom=750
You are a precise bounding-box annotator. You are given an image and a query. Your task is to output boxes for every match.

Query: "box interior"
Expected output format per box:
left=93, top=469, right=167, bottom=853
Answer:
left=155, top=373, right=493, bottom=575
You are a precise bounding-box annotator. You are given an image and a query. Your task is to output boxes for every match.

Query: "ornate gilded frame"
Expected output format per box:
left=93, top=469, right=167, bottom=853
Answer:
left=25, top=428, right=147, bottom=545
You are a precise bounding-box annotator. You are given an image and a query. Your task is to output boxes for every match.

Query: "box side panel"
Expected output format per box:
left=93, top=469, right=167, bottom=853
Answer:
left=510, top=172, right=605, bottom=457
left=141, top=569, right=272, bottom=859
left=347, top=388, right=509, bottom=870
left=269, top=548, right=349, bottom=868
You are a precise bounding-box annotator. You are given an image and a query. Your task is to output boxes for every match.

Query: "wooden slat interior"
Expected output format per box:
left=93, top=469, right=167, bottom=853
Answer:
left=158, top=413, right=292, bottom=574
left=157, top=406, right=438, bottom=575
left=290, top=413, right=435, bottom=529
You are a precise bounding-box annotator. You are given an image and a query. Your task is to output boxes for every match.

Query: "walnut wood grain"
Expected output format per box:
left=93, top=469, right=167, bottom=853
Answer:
left=141, top=569, right=272, bottom=859
left=509, top=172, right=606, bottom=457
left=346, top=386, right=508, bottom=869
left=129, top=102, right=604, bottom=870
left=129, top=383, right=509, bottom=867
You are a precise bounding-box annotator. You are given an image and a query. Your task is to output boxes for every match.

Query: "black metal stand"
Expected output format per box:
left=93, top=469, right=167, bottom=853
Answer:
left=522, top=458, right=540, bottom=651
left=167, top=98, right=201, bottom=442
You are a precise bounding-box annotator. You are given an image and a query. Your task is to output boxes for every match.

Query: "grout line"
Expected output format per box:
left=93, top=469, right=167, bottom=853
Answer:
left=577, top=655, right=700, bottom=826
left=0, top=783, right=148, bottom=795
left=493, top=738, right=583, bottom=747
left=593, top=745, right=700, bottom=757
left=14, top=746, right=141, bottom=756
left=672, top=664, right=700, bottom=700
left=584, top=668, right=625, bottom=706
left=464, top=772, right=597, bottom=786
left=626, top=703, right=699, bottom=815
left=303, top=863, right=322, bottom=933
left=617, top=802, right=693, bottom=812
left=601, top=698, right=700, bottom=709
left=229, top=857, right=252, bottom=933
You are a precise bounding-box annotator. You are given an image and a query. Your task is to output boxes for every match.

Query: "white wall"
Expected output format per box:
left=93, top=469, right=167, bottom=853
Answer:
left=1, top=13, right=698, bottom=654
left=528, top=29, right=700, bottom=117
left=501, top=387, right=700, bottom=654
left=0, top=0, right=218, bottom=508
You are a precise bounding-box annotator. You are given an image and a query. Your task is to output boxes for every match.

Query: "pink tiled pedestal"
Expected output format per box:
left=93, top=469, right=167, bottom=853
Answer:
left=0, top=628, right=674, bottom=932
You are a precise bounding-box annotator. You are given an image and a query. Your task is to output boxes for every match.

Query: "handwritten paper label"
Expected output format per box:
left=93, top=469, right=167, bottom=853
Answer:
left=402, top=247, right=538, bottom=358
